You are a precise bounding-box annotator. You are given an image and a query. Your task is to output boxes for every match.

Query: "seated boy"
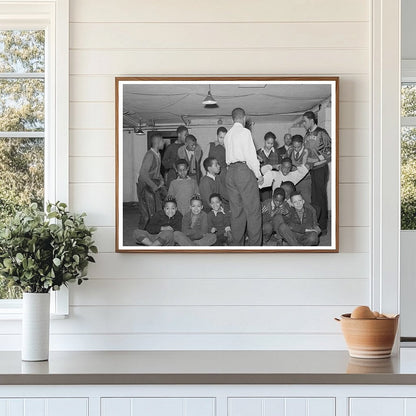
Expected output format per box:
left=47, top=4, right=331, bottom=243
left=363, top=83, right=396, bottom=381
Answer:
left=174, top=195, right=216, bottom=246
left=168, top=159, right=199, bottom=215
left=261, top=187, right=290, bottom=244
left=199, top=157, right=222, bottom=212
left=279, top=192, right=321, bottom=246
left=133, top=197, right=182, bottom=246
left=207, top=193, right=232, bottom=246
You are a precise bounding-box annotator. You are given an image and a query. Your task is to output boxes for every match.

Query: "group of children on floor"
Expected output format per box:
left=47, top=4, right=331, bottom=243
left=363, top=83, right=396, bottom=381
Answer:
left=134, top=156, right=231, bottom=247
left=134, top=151, right=320, bottom=247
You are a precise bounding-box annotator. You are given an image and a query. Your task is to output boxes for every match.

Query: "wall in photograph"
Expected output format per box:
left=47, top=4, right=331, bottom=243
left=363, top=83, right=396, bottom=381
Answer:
left=0, top=0, right=372, bottom=350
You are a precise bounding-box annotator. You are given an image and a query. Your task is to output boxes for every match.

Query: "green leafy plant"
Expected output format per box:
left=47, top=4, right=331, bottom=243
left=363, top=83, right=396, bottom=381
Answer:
left=0, top=202, right=97, bottom=293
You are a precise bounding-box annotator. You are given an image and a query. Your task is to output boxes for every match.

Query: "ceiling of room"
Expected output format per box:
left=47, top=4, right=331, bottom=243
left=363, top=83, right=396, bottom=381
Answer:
left=122, top=82, right=332, bottom=130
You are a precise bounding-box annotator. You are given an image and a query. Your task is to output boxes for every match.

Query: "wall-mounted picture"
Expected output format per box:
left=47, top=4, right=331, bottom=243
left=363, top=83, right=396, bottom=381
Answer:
left=116, top=77, right=338, bottom=252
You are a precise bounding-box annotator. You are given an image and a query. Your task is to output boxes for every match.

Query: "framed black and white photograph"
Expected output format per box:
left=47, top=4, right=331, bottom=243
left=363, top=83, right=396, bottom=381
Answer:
left=116, top=77, right=338, bottom=253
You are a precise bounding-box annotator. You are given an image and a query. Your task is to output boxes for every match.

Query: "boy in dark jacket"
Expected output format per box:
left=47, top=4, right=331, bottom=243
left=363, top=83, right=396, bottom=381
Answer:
left=199, top=157, right=222, bottom=212
left=280, top=192, right=321, bottom=246
left=133, top=197, right=182, bottom=246
left=207, top=193, right=232, bottom=246
left=174, top=195, right=216, bottom=246
left=261, top=187, right=291, bottom=244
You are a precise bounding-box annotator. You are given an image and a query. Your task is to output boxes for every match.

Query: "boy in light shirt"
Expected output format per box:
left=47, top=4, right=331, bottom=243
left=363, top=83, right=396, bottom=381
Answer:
left=167, top=159, right=199, bottom=215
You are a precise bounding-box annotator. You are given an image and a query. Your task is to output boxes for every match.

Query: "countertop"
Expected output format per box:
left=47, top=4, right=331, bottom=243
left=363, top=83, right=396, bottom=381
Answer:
left=2, top=349, right=416, bottom=385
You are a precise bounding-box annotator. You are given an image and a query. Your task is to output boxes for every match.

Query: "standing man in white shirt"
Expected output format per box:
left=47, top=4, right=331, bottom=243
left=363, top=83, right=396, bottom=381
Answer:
left=224, top=108, right=264, bottom=246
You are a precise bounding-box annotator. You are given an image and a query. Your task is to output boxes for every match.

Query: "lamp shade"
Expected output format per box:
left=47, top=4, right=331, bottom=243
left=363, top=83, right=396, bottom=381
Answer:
left=202, top=90, right=217, bottom=105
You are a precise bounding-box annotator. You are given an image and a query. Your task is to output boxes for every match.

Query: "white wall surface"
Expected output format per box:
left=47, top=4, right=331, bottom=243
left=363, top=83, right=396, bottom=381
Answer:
left=39, top=0, right=373, bottom=350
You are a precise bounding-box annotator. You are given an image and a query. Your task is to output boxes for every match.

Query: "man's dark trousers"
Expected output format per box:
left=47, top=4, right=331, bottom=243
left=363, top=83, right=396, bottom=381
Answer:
left=225, top=162, right=262, bottom=246
left=310, top=164, right=329, bottom=231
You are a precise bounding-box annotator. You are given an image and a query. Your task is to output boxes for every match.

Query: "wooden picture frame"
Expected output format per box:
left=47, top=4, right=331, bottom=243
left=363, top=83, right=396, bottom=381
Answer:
left=116, top=77, right=339, bottom=253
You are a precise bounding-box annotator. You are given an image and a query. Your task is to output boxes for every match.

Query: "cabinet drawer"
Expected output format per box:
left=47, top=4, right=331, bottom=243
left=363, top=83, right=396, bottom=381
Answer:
left=349, top=398, right=416, bottom=416
left=228, top=397, right=335, bottom=416
left=101, top=397, right=215, bottom=416
left=0, top=398, right=88, bottom=416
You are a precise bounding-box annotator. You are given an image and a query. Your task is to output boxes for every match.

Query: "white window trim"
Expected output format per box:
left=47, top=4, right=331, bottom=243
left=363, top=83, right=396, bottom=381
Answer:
left=0, top=0, right=69, bottom=316
left=371, top=0, right=401, bottom=323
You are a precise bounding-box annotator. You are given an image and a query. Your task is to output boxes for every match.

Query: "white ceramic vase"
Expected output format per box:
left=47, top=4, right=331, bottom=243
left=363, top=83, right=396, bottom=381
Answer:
left=22, top=292, right=50, bottom=361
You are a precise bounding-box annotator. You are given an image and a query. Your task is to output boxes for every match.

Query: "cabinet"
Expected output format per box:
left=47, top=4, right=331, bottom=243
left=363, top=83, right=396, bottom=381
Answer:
left=2, top=385, right=416, bottom=416
left=101, top=398, right=215, bottom=416
left=228, top=398, right=335, bottom=416
left=349, top=398, right=416, bottom=416
left=0, top=398, right=88, bottom=416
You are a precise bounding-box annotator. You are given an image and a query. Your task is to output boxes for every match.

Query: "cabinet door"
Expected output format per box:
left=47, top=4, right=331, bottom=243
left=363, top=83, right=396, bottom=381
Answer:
left=350, top=398, right=405, bottom=416
left=0, top=398, right=88, bottom=416
left=101, top=398, right=215, bottom=416
left=228, top=397, right=335, bottom=416
left=350, top=398, right=416, bottom=416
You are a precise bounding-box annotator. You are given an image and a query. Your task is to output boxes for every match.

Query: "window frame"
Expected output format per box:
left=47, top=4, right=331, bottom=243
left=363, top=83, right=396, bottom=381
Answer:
left=401, top=61, right=416, bottom=232
left=0, top=0, right=69, bottom=316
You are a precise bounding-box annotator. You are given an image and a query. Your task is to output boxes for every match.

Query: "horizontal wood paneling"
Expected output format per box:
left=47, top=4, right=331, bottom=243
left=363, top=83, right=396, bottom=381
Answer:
left=69, top=157, right=115, bottom=183
left=69, top=183, right=114, bottom=226
left=59, top=0, right=373, bottom=351
left=69, top=74, right=369, bottom=103
left=69, top=49, right=368, bottom=76
left=69, top=129, right=115, bottom=157
left=70, top=22, right=368, bottom=50
left=70, top=278, right=368, bottom=306
left=339, top=157, right=369, bottom=183
left=51, top=306, right=349, bottom=334
left=91, top=227, right=115, bottom=253
left=339, top=227, right=369, bottom=253
left=70, top=103, right=114, bottom=129
left=85, top=253, right=369, bottom=279
left=0, top=306, right=354, bottom=335
left=70, top=0, right=369, bottom=23
left=0, top=333, right=347, bottom=350
left=339, top=184, right=369, bottom=227
left=339, top=129, right=369, bottom=157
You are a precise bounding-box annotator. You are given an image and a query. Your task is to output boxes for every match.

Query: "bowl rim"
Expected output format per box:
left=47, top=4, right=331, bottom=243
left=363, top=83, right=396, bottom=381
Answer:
left=340, top=313, right=400, bottom=320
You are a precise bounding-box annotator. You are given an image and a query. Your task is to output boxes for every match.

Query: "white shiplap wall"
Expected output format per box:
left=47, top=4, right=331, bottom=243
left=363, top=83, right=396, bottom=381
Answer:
left=53, top=0, right=372, bottom=350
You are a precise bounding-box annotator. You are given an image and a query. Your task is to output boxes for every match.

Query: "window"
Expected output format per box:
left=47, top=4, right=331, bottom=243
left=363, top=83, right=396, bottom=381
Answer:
left=0, top=29, right=45, bottom=300
left=401, top=82, right=416, bottom=230
left=0, top=1, right=69, bottom=314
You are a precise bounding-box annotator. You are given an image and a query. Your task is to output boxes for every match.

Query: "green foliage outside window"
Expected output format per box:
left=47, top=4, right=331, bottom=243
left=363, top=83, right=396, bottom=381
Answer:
left=0, top=30, right=45, bottom=299
left=401, top=85, right=416, bottom=230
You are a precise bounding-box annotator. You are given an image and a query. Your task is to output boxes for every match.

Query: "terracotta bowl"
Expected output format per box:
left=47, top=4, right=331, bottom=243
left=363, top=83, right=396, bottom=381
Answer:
left=337, top=313, right=399, bottom=359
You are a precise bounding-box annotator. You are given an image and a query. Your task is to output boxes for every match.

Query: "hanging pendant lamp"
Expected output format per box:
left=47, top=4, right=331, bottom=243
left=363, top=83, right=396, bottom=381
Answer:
left=202, top=85, right=217, bottom=105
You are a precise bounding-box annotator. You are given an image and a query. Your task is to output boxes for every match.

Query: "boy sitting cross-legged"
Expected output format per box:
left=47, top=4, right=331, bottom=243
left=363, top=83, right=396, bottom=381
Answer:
left=279, top=192, right=321, bottom=246
left=207, top=193, right=232, bottom=246
left=174, top=194, right=216, bottom=246
left=133, top=196, right=182, bottom=246
left=261, top=187, right=291, bottom=245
